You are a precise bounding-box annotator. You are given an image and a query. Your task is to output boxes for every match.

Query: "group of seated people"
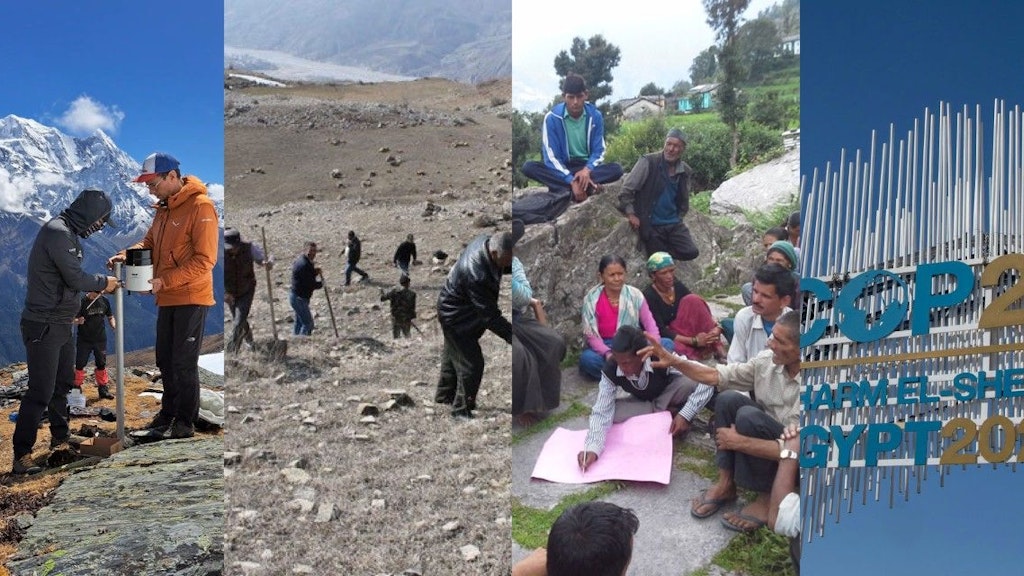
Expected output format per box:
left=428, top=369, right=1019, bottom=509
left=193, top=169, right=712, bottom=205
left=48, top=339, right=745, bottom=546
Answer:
left=512, top=245, right=803, bottom=574
left=510, top=72, right=803, bottom=573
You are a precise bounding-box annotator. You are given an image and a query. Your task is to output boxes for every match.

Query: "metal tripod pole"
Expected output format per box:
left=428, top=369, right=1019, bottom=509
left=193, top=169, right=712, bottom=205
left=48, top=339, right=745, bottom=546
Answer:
left=114, top=262, right=126, bottom=443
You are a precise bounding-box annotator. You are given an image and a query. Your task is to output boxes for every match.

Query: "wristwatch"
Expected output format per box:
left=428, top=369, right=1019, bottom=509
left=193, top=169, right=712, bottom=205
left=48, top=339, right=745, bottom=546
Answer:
left=779, top=448, right=799, bottom=460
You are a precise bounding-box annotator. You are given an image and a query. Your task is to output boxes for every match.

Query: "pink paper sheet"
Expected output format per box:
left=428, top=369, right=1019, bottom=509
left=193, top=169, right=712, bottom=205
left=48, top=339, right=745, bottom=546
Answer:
left=530, top=411, right=673, bottom=485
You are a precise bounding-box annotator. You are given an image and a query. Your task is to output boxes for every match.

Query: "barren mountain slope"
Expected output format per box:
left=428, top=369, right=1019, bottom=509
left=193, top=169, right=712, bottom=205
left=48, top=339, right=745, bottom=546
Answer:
left=223, top=76, right=514, bottom=575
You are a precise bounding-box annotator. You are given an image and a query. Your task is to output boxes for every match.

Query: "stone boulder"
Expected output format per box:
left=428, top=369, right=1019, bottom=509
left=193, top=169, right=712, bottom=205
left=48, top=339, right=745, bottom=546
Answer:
left=710, top=143, right=799, bottom=216
left=515, top=183, right=762, bottom=353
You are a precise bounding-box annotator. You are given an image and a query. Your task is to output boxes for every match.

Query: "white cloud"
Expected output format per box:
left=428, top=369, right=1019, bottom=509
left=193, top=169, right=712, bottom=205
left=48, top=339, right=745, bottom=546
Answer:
left=57, top=95, right=125, bottom=136
left=0, top=166, right=34, bottom=213
left=207, top=183, right=224, bottom=201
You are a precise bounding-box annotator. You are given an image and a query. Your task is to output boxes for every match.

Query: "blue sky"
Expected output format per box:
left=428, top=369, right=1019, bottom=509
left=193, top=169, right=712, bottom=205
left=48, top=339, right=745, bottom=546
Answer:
left=0, top=1, right=224, bottom=196
left=801, top=2, right=1023, bottom=574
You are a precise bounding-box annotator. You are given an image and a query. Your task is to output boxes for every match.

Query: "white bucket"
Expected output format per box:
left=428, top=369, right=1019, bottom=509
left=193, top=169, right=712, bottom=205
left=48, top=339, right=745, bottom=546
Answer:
left=125, top=248, right=153, bottom=292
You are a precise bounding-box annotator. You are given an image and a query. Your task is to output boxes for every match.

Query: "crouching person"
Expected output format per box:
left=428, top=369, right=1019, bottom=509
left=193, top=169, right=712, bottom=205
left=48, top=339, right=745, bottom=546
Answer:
left=643, top=310, right=801, bottom=533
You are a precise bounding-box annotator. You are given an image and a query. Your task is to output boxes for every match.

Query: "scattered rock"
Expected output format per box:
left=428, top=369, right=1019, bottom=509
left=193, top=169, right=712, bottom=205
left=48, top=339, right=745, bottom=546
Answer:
left=460, top=544, right=481, bottom=561
left=280, top=467, right=311, bottom=484
left=314, top=502, right=338, bottom=523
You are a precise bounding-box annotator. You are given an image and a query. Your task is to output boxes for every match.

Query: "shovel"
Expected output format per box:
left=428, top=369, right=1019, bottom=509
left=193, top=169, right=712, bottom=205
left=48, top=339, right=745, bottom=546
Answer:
left=260, top=227, right=288, bottom=359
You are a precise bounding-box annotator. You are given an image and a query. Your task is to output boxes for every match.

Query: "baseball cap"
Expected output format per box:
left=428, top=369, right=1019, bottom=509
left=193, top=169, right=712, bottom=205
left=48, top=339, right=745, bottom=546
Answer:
left=133, top=152, right=180, bottom=183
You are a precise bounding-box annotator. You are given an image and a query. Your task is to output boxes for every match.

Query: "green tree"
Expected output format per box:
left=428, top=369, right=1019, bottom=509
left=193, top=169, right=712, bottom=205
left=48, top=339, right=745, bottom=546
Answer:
left=747, top=90, right=788, bottom=130
left=639, top=82, right=666, bottom=96
left=688, top=93, right=707, bottom=114
left=704, top=0, right=751, bottom=169
left=512, top=109, right=543, bottom=189
left=689, top=46, right=719, bottom=85
left=760, top=0, right=800, bottom=36
left=671, top=79, right=693, bottom=95
left=738, top=17, right=781, bottom=81
left=554, top=35, right=622, bottom=103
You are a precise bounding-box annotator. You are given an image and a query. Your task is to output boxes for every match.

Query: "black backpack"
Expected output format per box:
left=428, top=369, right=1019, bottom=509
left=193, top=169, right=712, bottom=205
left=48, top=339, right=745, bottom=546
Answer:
left=512, top=190, right=572, bottom=225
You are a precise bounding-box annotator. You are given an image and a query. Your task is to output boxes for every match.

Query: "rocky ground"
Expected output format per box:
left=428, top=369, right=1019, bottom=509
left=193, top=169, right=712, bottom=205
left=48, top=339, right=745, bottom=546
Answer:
left=0, top=334, right=225, bottom=576
left=223, top=75, right=515, bottom=575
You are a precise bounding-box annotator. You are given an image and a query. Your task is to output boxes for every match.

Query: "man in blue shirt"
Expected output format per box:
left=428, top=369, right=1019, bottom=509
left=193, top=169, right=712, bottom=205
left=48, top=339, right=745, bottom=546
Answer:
left=618, top=128, right=699, bottom=261
left=521, top=74, right=623, bottom=203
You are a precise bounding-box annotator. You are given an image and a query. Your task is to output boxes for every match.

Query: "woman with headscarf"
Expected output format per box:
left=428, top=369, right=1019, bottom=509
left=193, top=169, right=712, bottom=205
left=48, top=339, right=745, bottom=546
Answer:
left=643, top=252, right=725, bottom=365
left=512, top=257, right=565, bottom=425
left=579, top=255, right=672, bottom=380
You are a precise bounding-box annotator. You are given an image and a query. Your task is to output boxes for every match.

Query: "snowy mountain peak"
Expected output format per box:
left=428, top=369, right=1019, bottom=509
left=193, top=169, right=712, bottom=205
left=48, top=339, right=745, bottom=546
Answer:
left=0, top=115, right=153, bottom=240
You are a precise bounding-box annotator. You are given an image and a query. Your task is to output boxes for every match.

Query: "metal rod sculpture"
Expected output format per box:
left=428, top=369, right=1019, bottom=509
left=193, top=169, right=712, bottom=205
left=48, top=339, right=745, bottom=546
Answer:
left=801, top=100, right=1023, bottom=539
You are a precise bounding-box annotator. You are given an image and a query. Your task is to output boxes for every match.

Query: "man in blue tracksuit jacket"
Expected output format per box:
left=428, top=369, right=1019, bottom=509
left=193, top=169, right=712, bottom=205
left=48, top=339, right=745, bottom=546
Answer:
left=521, top=73, right=623, bottom=202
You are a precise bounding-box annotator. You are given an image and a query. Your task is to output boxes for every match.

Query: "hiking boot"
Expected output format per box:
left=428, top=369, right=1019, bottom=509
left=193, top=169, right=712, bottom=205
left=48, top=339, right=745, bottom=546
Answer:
left=97, top=385, right=114, bottom=400
left=144, top=413, right=174, bottom=434
left=169, top=420, right=194, bottom=439
left=50, top=433, right=89, bottom=449
left=12, top=454, right=42, bottom=475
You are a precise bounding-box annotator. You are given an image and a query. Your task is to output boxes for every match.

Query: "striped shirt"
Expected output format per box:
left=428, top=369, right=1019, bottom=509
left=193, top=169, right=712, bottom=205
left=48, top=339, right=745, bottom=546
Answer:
left=583, top=357, right=714, bottom=455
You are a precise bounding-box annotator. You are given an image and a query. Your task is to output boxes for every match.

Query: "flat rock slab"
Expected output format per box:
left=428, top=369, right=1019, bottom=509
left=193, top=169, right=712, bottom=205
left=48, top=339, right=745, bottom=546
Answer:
left=7, top=437, right=224, bottom=576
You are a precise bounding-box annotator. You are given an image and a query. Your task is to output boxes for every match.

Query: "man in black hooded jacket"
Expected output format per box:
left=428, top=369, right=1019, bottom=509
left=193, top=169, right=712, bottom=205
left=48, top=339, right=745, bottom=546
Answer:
left=12, top=188, right=120, bottom=475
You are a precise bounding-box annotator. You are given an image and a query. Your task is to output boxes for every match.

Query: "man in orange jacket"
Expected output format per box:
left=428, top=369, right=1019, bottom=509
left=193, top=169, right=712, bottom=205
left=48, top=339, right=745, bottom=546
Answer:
left=109, top=152, right=219, bottom=439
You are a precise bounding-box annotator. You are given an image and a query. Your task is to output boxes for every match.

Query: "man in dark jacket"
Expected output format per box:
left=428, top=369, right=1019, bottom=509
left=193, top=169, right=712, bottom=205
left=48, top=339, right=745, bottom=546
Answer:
left=344, top=230, right=369, bottom=285
left=224, top=228, right=270, bottom=352
left=290, top=241, right=322, bottom=335
left=393, top=233, right=417, bottom=278
left=13, top=188, right=119, bottom=475
left=435, top=221, right=523, bottom=418
left=618, top=128, right=699, bottom=261
left=380, top=275, right=417, bottom=338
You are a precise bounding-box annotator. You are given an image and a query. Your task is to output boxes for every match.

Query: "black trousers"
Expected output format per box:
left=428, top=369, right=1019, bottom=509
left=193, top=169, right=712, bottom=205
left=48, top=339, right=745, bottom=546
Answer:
left=392, top=319, right=411, bottom=339
left=642, top=222, right=699, bottom=261
left=714, top=390, right=784, bottom=493
left=435, top=325, right=485, bottom=416
left=75, top=338, right=107, bottom=370
left=227, top=289, right=255, bottom=353
left=155, top=305, right=208, bottom=424
left=13, top=320, right=74, bottom=458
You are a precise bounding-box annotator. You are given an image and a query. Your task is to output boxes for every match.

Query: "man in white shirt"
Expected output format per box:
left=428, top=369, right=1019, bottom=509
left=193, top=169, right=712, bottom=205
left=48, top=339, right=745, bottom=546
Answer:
left=728, top=263, right=795, bottom=364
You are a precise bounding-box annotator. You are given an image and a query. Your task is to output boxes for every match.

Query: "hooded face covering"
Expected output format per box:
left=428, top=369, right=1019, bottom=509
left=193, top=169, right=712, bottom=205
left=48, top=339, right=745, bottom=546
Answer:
left=63, top=188, right=115, bottom=238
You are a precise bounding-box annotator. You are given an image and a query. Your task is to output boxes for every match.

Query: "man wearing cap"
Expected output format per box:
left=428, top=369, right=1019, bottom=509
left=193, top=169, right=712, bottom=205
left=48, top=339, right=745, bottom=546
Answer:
left=435, top=221, right=523, bottom=419
left=521, top=73, right=623, bottom=203
left=12, top=188, right=120, bottom=474
left=109, top=153, right=218, bottom=440
left=618, top=128, right=699, bottom=261
left=393, top=233, right=417, bottom=279
left=576, top=325, right=714, bottom=472
left=224, top=228, right=271, bottom=353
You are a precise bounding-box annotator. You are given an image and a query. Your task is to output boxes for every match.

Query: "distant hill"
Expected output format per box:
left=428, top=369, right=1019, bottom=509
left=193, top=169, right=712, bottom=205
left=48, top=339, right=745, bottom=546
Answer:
left=0, top=115, right=224, bottom=364
left=224, top=0, right=510, bottom=83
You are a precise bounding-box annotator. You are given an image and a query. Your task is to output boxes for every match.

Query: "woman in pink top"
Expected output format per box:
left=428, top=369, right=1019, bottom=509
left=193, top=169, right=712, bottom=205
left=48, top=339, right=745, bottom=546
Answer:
left=579, top=255, right=672, bottom=380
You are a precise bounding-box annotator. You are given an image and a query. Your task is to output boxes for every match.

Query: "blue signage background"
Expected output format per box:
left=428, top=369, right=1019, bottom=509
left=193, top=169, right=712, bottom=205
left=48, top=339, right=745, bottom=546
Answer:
left=801, top=2, right=1024, bottom=574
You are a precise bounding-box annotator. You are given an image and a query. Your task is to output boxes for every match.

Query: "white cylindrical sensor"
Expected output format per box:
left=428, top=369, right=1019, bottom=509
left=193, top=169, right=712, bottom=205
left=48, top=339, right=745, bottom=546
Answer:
left=125, top=248, right=153, bottom=293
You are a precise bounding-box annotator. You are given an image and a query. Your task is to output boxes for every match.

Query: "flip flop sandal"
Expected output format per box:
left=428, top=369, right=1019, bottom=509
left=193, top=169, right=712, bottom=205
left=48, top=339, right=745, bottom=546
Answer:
left=690, top=489, right=737, bottom=519
left=720, top=512, right=767, bottom=533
